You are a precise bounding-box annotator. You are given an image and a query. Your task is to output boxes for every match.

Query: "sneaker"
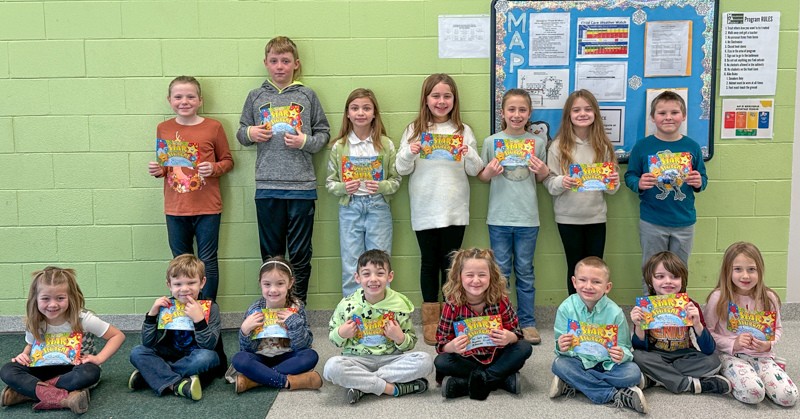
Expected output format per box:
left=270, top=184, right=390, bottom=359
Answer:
left=612, top=386, right=648, bottom=414
left=548, top=375, right=575, bottom=399
left=699, top=375, right=732, bottom=394
left=501, top=372, right=521, bottom=395
left=441, top=376, right=469, bottom=399
left=394, top=378, right=428, bottom=397
left=346, top=388, right=363, bottom=404
left=174, top=375, right=201, bottom=401
left=128, top=370, right=148, bottom=391
left=522, top=327, right=541, bottom=345
left=637, top=373, right=654, bottom=390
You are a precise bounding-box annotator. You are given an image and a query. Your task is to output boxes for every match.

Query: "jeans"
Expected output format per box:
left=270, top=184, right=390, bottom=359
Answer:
left=339, top=195, right=393, bottom=297
left=415, top=226, right=466, bottom=302
left=488, top=225, right=538, bottom=327
left=129, top=345, right=220, bottom=395
left=551, top=355, right=641, bottom=404
left=0, top=362, right=102, bottom=399
left=556, top=223, right=606, bottom=295
left=434, top=341, right=532, bottom=385
left=255, top=198, right=315, bottom=303
left=232, top=348, right=319, bottom=389
left=639, top=220, right=694, bottom=293
left=166, top=214, right=221, bottom=301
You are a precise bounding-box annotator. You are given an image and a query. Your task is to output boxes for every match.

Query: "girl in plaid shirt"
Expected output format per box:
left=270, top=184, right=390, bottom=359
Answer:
left=434, top=248, right=532, bottom=400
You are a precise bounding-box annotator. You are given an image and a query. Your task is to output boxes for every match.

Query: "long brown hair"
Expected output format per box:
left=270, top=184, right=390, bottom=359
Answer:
left=554, top=89, right=617, bottom=174
left=331, top=88, right=386, bottom=151
left=500, top=88, right=532, bottom=132
left=708, top=241, right=780, bottom=321
left=26, top=267, right=85, bottom=342
left=643, top=251, right=688, bottom=295
left=259, top=256, right=300, bottom=308
left=408, top=74, right=464, bottom=142
left=442, top=248, right=507, bottom=306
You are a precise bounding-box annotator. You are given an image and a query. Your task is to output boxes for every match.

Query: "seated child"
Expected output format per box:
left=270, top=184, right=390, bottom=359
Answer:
left=549, top=256, right=647, bottom=414
left=435, top=248, right=532, bottom=400
left=323, top=249, right=432, bottom=404
left=631, top=251, right=730, bottom=394
left=231, top=256, right=321, bottom=393
left=128, top=254, right=225, bottom=401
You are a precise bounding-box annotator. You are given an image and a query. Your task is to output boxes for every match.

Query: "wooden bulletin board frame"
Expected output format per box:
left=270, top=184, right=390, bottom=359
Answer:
left=491, top=0, right=719, bottom=162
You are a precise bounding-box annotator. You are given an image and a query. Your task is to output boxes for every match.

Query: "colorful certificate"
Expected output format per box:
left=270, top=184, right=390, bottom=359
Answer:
left=454, top=315, right=502, bottom=351
left=635, top=293, right=693, bottom=330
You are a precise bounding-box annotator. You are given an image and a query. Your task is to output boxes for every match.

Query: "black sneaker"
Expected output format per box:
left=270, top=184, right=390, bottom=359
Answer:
left=612, top=386, right=648, bottom=414
left=637, top=373, right=654, bottom=390
left=394, top=378, right=428, bottom=397
left=441, top=376, right=469, bottom=399
left=174, top=375, right=201, bottom=401
left=501, top=372, right=521, bottom=395
left=128, top=370, right=148, bottom=391
left=699, top=375, right=732, bottom=394
left=548, top=375, right=575, bottom=399
left=346, top=388, right=363, bottom=404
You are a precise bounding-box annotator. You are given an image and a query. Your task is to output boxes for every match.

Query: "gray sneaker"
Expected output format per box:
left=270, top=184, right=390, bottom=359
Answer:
left=346, top=388, right=364, bottom=404
left=612, top=386, right=648, bottom=414
left=548, top=375, right=575, bottom=399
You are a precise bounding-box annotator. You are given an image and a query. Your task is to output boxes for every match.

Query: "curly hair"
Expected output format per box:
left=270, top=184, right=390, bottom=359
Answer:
left=442, top=248, right=508, bottom=306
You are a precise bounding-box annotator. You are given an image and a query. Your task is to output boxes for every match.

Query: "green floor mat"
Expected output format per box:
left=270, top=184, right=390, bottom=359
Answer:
left=0, top=331, right=277, bottom=418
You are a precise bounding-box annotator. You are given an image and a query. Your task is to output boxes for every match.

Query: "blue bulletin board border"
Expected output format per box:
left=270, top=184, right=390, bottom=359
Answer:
left=491, top=0, right=718, bottom=162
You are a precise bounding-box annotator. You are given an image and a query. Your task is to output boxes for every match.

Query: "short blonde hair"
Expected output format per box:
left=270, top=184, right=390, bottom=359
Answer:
left=166, top=254, right=205, bottom=283
left=265, top=36, right=302, bottom=80
left=574, top=256, right=610, bottom=282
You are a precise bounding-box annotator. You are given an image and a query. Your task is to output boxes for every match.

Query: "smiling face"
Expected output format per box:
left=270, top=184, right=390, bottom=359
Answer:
left=168, top=82, right=202, bottom=121
left=426, top=82, right=454, bottom=123
left=355, top=262, right=393, bottom=304
left=167, top=274, right=206, bottom=303
left=460, top=258, right=491, bottom=304
left=569, top=97, right=595, bottom=135
left=731, top=253, right=759, bottom=295
left=264, top=50, right=300, bottom=90
left=572, top=265, right=612, bottom=310
left=502, top=94, right=532, bottom=135
left=260, top=271, right=293, bottom=308
left=347, top=97, right=375, bottom=133
left=652, top=99, right=686, bottom=140
left=650, top=262, right=683, bottom=296
left=37, top=283, right=70, bottom=324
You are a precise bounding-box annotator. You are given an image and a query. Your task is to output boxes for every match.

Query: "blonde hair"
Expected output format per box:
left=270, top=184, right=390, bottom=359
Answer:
left=26, top=267, right=85, bottom=342
left=553, top=89, right=618, bottom=175
left=442, top=248, right=507, bottom=306
left=167, top=76, right=201, bottom=97
left=500, top=88, right=533, bottom=132
left=331, top=88, right=386, bottom=151
left=574, top=256, right=610, bottom=282
left=708, top=241, right=779, bottom=321
left=409, top=74, right=464, bottom=142
left=265, top=36, right=302, bottom=80
left=167, top=254, right=205, bottom=283
left=643, top=252, right=688, bottom=295
left=259, top=256, right=300, bottom=307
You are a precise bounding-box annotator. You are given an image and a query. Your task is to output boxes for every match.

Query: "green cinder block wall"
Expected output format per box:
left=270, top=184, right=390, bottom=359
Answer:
left=0, top=0, right=796, bottom=315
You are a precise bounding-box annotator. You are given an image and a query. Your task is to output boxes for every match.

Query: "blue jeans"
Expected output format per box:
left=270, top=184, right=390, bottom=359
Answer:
left=551, top=355, right=641, bottom=404
left=255, top=198, right=315, bottom=302
left=639, top=220, right=694, bottom=293
left=232, top=348, right=319, bottom=388
left=488, top=225, right=538, bottom=327
left=165, top=214, right=221, bottom=301
left=129, top=345, right=220, bottom=396
left=339, top=195, right=393, bottom=297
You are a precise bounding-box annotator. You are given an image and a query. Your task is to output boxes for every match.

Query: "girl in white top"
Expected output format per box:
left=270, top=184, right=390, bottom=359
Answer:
left=395, top=73, right=483, bottom=345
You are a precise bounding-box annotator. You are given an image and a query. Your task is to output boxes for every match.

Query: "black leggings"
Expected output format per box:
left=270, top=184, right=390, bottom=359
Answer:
left=415, top=225, right=466, bottom=302
left=557, top=223, right=606, bottom=295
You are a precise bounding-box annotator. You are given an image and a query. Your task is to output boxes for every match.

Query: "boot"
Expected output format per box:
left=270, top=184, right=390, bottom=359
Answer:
left=235, top=374, right=261, bottom=394
left=422, top=302, right=441, bottom=346
left=286, top=371, right=322, bottom=390
left=1, top=386, right=33, bottom=406
left=33, top=382, right=89, bottom=414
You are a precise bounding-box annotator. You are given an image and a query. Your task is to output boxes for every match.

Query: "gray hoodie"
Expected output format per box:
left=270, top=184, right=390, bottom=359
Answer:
left=236, top=80, right=330, bottom=191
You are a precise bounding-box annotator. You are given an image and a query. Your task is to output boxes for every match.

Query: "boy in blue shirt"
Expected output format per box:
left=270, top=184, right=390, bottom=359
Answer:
left=549, top=257, right=646, bottom=414
left=624, top=91, right=707, bottom=292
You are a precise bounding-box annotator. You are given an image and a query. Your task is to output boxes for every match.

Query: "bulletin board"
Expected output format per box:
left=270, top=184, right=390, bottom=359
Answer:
left=491, top=0, right=719, bottom=162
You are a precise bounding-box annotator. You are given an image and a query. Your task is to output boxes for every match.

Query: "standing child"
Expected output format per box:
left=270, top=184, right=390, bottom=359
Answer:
left=478, top=88, right=550, bottom=344
left=435, top=248, right=532, bottom=400
left=549, top=257, right=646, bottom=414
left=128, top=254, right=226, bottom=401
left=703, top=242, right=797, bottom=406
left=323, top=250, right=432, bottom=404
left=624, top=91, right=707, bottom=292
left=236, top=35, right=330, bottom=303
left=395, top=73, right=484, bottom=345
left=630, top=251, right=730, bottom=395
left=231, top=256, right=321, bottom=393
left=326, top=88, right=401, bottom=297
left=0, top=267, right=125, bottom=413
left=543, top=89, right=620, bottom=295
left=148, top=76, right=234, bottom=301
